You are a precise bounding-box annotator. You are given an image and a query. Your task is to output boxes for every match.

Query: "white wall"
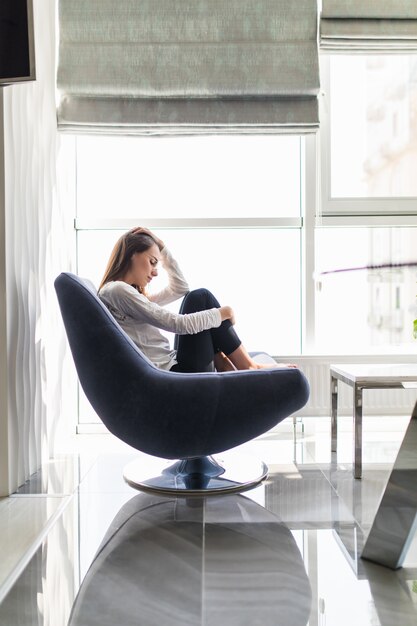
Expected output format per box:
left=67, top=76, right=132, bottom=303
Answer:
left=0, top=0, right=75, bottom=496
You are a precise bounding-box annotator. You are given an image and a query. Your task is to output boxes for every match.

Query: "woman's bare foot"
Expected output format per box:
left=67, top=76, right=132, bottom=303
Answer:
left=214, top=352, right=237, bottom=372
left=250, top=362, right=298, bottom=370
left=227, top=344, right=299, bottom=371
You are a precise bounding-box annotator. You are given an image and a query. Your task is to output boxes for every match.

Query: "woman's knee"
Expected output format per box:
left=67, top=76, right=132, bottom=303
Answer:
left=181, top=288, right=220, bottom=312
left=189, top=287, right=215, bottom=300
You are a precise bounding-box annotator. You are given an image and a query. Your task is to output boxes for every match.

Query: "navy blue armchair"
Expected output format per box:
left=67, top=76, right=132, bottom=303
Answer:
left=55, top=272, right=310, bottom=494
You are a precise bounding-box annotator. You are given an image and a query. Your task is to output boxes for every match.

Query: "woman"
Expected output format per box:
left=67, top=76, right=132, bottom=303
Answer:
left=98, top=227, right=294, bottom=373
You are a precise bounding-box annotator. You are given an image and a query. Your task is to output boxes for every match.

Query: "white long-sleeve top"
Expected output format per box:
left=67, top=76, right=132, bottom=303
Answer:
left=98, top=247, right=222, bottom=370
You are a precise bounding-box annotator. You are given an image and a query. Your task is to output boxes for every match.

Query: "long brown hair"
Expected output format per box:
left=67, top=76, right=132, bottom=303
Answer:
left=98, top=229, right=156, bottom=291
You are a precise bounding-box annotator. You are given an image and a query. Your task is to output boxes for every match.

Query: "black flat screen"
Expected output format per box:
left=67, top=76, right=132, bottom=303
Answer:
left=0, top=0, right=31, bottom=80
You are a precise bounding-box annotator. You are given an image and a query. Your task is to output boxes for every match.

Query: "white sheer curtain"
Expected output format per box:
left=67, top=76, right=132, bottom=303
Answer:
left=321, top=0, right=417, bottom=51
left=57, top=0, right=320, bottom=135
left=0, top=0, right=75, bottom=495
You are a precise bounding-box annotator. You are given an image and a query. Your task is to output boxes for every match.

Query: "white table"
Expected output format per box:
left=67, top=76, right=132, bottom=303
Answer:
left=330, top=363, right=417, bottom=479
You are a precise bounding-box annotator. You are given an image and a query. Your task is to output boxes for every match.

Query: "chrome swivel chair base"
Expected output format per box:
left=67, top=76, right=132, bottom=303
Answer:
left=123, top=452, right=268, bottom=496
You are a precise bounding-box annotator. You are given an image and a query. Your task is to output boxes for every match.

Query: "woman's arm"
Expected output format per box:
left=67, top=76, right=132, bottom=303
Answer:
left=101, top=281, right=227, bottom=335
left=128, top=229, right=188, bottom=305
left=148, top=247, right=190, bottom=306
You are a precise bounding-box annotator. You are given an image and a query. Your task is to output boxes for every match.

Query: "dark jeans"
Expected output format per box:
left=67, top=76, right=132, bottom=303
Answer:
left=171, top=288, right=241, bottom=373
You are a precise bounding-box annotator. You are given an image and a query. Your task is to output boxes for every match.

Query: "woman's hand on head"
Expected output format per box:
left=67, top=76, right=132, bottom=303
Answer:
left=131, top=227, right=165, bottom=251
left=219, top=306, right=235, bottom=325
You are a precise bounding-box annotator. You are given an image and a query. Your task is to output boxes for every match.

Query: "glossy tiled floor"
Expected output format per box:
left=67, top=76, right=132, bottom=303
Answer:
left=1, top=416, right=417, bottom=626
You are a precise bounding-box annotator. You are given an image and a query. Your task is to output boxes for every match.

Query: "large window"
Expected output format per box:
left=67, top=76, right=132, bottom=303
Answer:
left=76, top=135, right=303, bottom=355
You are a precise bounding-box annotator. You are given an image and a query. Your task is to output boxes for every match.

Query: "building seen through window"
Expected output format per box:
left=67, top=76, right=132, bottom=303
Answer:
left=330, top=55, right=417, bottom=198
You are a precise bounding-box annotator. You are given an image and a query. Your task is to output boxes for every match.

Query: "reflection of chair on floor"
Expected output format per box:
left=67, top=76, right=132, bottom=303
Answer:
left=55, top=272, right=310, bottom=494
left=68, top=493, right=312, bottom=626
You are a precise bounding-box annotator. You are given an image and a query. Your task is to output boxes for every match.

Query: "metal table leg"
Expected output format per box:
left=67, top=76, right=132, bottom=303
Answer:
left=331, top=374, right=338, bottom=454
left=361, top=401, right=417, bottom=569
left=353, top=384, right=363, bottom=479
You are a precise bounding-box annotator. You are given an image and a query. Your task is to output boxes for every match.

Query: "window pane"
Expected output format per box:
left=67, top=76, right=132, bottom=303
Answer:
left=315, top=228, right=417, bottom=352
left=78, top=228, right=301, bottom=423
left=330, top=56, right=417, bottom=198
left=76, top=135, right=301, bottom=219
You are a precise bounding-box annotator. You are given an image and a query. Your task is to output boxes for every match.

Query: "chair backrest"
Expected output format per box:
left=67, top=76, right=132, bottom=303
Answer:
left=55, top=273, right=159, bottom=428
left=55, top=271, right=154, bottom=365
left=55, top=272, right=241, bottom=459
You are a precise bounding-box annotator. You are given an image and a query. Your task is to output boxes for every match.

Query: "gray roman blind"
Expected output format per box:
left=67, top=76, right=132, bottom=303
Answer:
left=321, top=0, right=417, bottom=51
left=57, top=0, right=319, bottom=135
